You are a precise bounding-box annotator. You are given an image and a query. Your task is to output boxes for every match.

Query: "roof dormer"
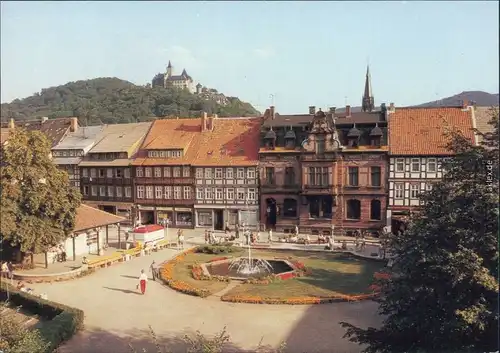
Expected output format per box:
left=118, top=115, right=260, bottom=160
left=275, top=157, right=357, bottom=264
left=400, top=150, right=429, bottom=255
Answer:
left=347, top=123, right=361, bottom=148
left=264, top=128, right=276, bottom=150
left=370, top=123, right=383, bottom=147
left=284, top=126, right=296, bottom=149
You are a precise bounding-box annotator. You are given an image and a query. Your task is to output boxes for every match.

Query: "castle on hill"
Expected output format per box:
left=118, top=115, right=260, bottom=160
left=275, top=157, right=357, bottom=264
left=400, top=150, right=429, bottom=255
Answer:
left=151, top=61, right=229, bottom=105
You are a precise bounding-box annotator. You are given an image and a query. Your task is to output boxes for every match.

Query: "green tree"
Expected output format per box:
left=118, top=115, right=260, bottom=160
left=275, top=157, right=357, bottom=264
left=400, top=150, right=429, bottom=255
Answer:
left=0, top=129, right=81, bottom=265
left=340, top=109, right=499, bottom=353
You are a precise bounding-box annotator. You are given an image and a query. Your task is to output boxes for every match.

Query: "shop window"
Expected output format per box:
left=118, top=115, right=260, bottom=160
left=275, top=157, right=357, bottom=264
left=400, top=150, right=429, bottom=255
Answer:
left=283, top=198, right=297, bottom=217
left=197, top=211, right=212, bottom=226
left=176, top=212, right=192, bottom=226
left=346, top=199, right=361, bottom=220
left=370, top=200, right=381, bottom=220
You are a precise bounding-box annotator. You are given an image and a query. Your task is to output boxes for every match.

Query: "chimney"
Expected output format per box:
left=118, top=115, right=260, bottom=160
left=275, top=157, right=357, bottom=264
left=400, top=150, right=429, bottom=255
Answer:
left=270, top=106, right=275, bottom=120
left=345, top=105, right=351, bottom=117
left=309, top=106, right=316, bottom=115
left=70, top=117, right=78, bottom=132
left=8, top=118, right=15, bottom=129
left=201, top=112, right=208, bottom=132
left=329, top=107, right=336, bottom=114
left=462, top=99, right=469, bottom=109
left=389, top=102, right=395, bottom=112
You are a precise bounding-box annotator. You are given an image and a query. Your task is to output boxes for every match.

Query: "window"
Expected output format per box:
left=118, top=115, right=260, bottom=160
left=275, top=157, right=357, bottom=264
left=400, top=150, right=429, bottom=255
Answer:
left=393, top=183, right=404, bottom=199
left=164, top=186, right=172, bottom=199
left=410, top=184, right=419, bottom=199
left=125, top=187, right=131, bottom=198
left=82, top=169, right=88, bottom=177
left=164, top=167, right=171, bottom=177
left=107, top=169, right=113, bottom=178
left=173, top=167, right=181, bottom=177
left=124, top=169, right=131, bottom=178
left=107, top=186, right=114, bottom=197
left=265, top=167, right=275, bottom=184
left=411, top=158, right=420, bottom=172
left=204, top=187, right=213, bottom=199
left=215, top=188, right=223, bottom=200
left=154, top=167, right=162, bottom=177
left=196, top=168, right=203, bottom=178
left=159, top=151, right=165, bottom=158
left=308, top=167, right=329, bottom=186
left=146, top=186, right=153, bottom=199
left=136, top=168, right=143, bottom=177
left=226, top=168, right=233, bottom=179
left=99, top=186, right=106, bottom=196
left=346, top=199, right=361, bottom=220
left=83, top=186, right=89, bottom=196
left=145, top=168, right=152, bottom=177
left=371, top=167, right=381, bottom=187
left=370, top=200, right=381, bottom=220
left=204, top=168, right=212, bottom=179
left=197, top=211, right=212, bottom=227
left=426, top=183, right=433, bottom=191
left=91, top=186, right=97, bottom=196
left=237, top=188, right=245, bottom=200
left=247, top=188, right=256, bottom=201
left=309, top=196, right=333, bottom=218
left=284, top=167, right=295, bottom=185
left=427, top=158, right=437, bottom=172
left=395, top=158, right=404, bottom=172
left=98, top=169, right=105, bottom=178
left=348, top=167, right=359, bottom=186
left=137, top=186, right=144, bottom=199
left=316, top=136, right=325, bottom=154
left=247, top=168, right=256, bottom=179
left=183, top=186, right=191, bottom=199
left=116, top=186, right=122, bottom=198
left=226, top=188, right=234, bottom=200
left=115, top=169, right=123, bottom=178
left=182, top=166, right=190, bottom=177
left=196, top=187, right=204, bottom=199
left=90, top=168, right=97, bottom=178
left=215, top=168, right=223, bottom=179
left=155, top=186, right=163, bottom=199
left=173, top=186, right=181, bottom=199
left=283, top=198, right=297, bottom=217
left=237, top=168, right=245, bottom=179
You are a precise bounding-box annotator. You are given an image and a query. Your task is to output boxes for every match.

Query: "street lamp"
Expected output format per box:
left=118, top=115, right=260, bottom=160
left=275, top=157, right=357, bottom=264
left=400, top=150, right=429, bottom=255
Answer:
left=161, top=217, right=171, bottom=246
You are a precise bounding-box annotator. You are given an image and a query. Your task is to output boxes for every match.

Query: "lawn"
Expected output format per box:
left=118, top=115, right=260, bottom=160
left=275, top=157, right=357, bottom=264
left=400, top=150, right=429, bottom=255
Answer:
left=170, top=251, right=243, bottom=294
left=170, top=247, right=385, bottom=299
left=225, top=250, right=386, bottom=298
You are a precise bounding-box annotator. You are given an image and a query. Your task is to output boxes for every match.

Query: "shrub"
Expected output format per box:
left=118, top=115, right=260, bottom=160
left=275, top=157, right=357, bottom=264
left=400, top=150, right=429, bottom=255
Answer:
left=195, top=245, right=235, bottom=255
left=0, top=281, right=84, bottom=352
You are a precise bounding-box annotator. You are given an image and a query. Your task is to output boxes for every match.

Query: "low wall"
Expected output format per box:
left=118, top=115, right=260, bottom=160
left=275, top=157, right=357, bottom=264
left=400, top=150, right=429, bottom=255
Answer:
left=12, top=265, right=91, bottom=283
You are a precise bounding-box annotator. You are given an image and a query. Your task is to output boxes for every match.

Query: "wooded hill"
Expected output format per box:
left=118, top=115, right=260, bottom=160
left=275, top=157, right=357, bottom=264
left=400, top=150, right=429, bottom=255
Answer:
left=0, top=78, right=260, bottom=125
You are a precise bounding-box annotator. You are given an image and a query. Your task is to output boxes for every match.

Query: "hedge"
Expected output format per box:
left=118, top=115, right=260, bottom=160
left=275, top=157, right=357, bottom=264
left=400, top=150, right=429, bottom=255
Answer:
left=0, top=281, right=84, bottom=352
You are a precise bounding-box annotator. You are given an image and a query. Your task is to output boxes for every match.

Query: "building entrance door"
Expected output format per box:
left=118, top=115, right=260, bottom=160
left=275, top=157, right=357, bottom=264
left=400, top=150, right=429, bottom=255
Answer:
left=214, top=210, right=224, bottom=230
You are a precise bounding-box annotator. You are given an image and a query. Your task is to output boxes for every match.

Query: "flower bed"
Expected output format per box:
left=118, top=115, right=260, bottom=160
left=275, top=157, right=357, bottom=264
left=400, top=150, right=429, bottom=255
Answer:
left=159, top=249, right=211, bottom=298
left=191, top=263, right=230, bottom=282
left=220, top=292, right=379, bottom=305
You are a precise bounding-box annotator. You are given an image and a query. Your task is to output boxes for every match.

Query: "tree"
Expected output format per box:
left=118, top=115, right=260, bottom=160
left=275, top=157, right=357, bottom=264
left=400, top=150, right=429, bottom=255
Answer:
left=0, top=128, right=81, bottom=265
left=340, top=109, right=499, bottom=353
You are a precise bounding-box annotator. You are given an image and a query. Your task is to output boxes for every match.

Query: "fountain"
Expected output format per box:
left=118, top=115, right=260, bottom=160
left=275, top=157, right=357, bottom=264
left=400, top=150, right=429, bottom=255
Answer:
left=228, top=239, right=273, bottom=275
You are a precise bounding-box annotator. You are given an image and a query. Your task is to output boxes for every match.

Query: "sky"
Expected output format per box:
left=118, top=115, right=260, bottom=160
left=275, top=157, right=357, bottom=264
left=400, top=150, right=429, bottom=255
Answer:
left=1, top=1, right=498, bottom=114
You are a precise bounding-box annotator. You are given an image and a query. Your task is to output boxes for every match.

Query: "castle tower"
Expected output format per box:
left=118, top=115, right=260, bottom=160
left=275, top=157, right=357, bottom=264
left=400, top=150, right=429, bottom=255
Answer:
left=166, top=60, right=172, bottom=77
left=362, top=65, right=375, bottom=112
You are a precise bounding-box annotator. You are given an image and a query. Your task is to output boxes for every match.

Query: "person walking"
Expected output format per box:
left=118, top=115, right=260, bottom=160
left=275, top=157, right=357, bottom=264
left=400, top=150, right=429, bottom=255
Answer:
left=268, top=228, right=273, bottom=244
left=204, top=229, right=209, bottom=244
left=150, top=260, right=158, bottom=281
left=7, top=261, right=14, bottom=280
left=178, top=230, right=185, bottom=249
left=138, top=269, right=148, bottom=295
left=235, top=224, right=240, bottom=239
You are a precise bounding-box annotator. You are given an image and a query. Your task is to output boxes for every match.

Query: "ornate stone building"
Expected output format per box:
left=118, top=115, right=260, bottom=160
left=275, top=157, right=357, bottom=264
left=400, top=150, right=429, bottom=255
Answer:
left=151, top=60, right=195, bottom=93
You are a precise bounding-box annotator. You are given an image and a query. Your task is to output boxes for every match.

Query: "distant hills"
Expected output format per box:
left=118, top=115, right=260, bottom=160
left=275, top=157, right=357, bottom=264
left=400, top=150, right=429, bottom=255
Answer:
left=0, top=77, right=260, bottom=125
left=334, top=91, right=499, bottom=114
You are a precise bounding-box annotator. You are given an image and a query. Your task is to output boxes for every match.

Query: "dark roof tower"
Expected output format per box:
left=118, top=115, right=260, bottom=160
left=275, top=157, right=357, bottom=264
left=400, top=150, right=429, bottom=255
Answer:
left=362, top=65, right=375, bottom=112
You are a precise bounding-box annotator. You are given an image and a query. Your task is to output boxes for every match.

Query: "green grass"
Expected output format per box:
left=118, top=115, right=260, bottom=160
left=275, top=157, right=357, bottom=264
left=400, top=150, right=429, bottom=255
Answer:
left=172, top=248, right=385, bottom=298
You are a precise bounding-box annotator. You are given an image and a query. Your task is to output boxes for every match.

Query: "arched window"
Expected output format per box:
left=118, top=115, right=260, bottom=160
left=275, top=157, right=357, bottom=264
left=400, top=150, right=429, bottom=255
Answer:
left=346, top=199, right=361, bottom=220
left=370, top=200, right=381, bottom=220
left=283, top=198, right=298, bottom=218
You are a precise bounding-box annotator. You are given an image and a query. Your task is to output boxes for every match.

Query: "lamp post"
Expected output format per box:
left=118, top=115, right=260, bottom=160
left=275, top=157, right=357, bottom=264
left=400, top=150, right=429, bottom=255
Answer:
left=161, top=218, right=171, bottom=245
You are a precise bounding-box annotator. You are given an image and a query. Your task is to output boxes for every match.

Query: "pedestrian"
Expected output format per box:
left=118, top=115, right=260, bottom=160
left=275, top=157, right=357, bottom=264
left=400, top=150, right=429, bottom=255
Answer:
left=235, top=224, right=240, bottom=239
left=1, top=261, right=8, bottom=278
left=7, top=261, right=13, bottom=279
left=178, top=230, right=185, bottom=249
left=225, top=221, right=230, bottom=234
left=204, top=229, right=209, bottom=244
left=150, top=260, right=158, bottom=281
left=268, top=228, right=273, bottom=244
left=137, top=269, right=148, bottom=294
left=295, top=225, right=299, bottom=237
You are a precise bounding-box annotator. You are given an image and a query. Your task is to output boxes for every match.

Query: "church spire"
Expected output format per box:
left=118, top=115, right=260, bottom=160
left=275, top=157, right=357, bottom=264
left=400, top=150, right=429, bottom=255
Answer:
left=362, top=65, right=375, bottom=112
left=167, top=60, right=172, bottom=68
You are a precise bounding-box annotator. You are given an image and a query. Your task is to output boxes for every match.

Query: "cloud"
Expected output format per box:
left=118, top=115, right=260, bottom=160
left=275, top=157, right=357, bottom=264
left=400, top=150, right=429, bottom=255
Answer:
left=253, top=48, right=275, bottom=59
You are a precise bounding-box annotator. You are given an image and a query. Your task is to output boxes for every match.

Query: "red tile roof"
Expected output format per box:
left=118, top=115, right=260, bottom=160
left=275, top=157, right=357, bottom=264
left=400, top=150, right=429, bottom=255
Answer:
left=74, top=204, right=126, bottom=232
left=133, top=117, right=260, bottom=166
left=389, top=107, right=475, bottom=155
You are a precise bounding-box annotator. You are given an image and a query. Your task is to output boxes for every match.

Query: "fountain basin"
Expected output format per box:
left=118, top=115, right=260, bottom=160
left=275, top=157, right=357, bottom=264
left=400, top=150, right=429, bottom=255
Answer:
left=201, top=257, right=295, bottom=280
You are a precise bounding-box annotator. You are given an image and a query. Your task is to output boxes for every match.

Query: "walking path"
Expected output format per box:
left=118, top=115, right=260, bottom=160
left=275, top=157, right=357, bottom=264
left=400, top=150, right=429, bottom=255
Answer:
left=25, top=233, right=381, bottom=353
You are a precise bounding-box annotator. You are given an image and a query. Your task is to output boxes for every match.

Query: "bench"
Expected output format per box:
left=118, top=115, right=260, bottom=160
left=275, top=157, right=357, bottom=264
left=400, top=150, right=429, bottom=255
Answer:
left=87, top=253, right=124, bottom=269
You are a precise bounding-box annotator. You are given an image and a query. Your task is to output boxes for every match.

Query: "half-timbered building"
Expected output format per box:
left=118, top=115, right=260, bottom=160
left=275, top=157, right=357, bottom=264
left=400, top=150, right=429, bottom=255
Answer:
left=79, top=122, right=152, bottom=221
left=387, top=104, right=475, bottom=233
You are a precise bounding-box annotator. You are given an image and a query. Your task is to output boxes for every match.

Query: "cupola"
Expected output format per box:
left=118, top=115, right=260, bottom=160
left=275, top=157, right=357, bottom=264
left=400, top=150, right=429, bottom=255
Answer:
left=347, top=123, right=361, bottom=147
left=264, top=128, right=276, bottom=149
